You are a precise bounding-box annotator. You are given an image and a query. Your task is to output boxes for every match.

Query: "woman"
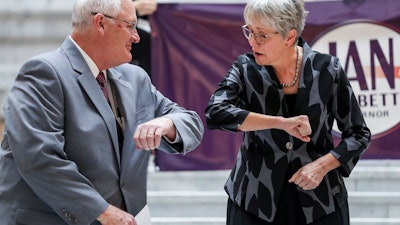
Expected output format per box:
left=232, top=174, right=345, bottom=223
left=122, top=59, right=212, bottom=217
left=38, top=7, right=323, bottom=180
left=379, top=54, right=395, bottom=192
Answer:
left=205, top=0, right=371, bottom=224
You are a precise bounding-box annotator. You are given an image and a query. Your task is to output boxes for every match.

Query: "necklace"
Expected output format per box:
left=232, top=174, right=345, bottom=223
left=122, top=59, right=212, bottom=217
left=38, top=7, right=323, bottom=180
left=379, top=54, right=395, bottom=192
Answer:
left=281, top=46, right=300, bottom=88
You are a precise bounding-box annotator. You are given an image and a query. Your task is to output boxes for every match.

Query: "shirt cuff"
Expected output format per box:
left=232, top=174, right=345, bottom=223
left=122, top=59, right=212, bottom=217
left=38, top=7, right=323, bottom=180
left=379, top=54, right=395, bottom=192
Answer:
left=163, top=131, right=181, bottom=144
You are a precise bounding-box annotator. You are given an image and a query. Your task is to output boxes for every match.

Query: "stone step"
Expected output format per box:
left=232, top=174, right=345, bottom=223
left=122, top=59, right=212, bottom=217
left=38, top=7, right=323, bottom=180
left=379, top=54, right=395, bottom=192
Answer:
left=147, top=190, right=400, bottom=218
left=0, top=0, right=72, bottom=64
left=149, top=217, right=400, bottom=225
left=147, top=193, right=400, bottom=224
left=147, top=160, right=400, bottom=224
left=0, top=1, right=74, bottom=118
left=346, top=166, right=400, bottom=192
left=148, top=162, right=400, bottom=192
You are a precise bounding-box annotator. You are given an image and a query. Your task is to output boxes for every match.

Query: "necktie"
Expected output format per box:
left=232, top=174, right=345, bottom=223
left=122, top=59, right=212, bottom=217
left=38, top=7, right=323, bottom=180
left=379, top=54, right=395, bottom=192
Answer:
left=96, top=71, right=109, bottom=102
left=97, top=72, right=124, bottom=153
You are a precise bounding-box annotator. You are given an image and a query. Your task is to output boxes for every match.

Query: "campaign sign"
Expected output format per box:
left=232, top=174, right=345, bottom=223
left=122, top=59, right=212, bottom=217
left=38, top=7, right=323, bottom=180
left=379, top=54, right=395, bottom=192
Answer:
left=311, top=20, right=400, bottom=138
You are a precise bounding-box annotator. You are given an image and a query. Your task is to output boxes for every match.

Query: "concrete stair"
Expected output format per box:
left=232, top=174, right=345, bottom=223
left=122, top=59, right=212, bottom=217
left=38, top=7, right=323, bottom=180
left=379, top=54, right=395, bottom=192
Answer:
left=0, top=0, right=73, bottom=118
left=147, top=160, right=400, bottom=225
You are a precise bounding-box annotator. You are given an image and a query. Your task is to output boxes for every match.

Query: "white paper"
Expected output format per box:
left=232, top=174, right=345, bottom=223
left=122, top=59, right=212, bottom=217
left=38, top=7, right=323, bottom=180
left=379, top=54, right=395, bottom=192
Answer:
left=135, top=204, right=152, bottom=225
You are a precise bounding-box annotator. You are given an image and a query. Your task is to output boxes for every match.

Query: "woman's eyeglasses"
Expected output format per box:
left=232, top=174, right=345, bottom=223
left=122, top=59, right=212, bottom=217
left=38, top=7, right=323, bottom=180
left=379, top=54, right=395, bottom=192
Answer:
left=242, top=25, right=278, bottom=45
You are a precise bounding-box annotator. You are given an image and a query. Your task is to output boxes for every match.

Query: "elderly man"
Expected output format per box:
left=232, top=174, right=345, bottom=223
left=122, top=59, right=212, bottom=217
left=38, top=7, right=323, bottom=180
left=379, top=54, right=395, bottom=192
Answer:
left=0, top=0, right=204, bottom=224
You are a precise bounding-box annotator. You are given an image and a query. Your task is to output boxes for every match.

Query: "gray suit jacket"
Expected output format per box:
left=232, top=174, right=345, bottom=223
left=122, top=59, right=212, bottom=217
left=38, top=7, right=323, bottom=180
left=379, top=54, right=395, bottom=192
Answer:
left=0, top=37, right=203, bottom=225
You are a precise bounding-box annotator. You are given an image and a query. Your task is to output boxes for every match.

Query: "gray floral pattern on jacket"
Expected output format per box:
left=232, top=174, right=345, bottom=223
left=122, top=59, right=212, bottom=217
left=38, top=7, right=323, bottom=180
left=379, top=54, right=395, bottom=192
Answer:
left=205, top=38, right=371, bottom=223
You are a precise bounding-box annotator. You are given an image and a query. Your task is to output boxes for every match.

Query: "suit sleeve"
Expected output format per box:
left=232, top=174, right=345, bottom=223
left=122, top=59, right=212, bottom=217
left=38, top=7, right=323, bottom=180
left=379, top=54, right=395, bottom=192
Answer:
left=5, top=57, right=109, bottom=224
left=146, top=76, right=204, bottom=154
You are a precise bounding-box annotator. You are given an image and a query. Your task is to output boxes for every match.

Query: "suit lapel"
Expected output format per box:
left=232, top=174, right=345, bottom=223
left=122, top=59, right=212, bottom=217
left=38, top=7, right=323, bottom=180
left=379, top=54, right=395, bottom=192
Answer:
left=108, top=69, right=137, bottom=147
left=108, top=69, right=140, bottom=167
left=78, top=73, right=122, bottom=164
left=61, top=37, right=122, bottom=164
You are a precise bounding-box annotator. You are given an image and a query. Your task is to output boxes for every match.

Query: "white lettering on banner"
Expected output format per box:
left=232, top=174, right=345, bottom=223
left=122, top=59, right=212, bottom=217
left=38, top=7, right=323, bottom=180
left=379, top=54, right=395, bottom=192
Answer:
left=311, top=20, right=400, bottom=136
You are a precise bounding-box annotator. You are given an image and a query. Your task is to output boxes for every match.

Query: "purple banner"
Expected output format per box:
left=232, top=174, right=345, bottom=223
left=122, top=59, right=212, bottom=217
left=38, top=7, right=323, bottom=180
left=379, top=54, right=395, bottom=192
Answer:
left=150, top=0, right=400, bottom=170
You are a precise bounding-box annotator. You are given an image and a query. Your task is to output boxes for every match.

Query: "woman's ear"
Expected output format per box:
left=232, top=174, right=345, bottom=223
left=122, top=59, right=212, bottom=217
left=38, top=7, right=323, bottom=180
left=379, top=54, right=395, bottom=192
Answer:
left=285, top=28, right=297, bottom=46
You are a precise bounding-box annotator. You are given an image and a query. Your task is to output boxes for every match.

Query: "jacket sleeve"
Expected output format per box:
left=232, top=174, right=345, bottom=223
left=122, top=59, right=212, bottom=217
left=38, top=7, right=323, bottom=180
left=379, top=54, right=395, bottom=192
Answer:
left=148, top=77, right=204, bottom=154
left=329, top=57, right=371, bottom=177
left=205, top=54, right=251, bottom=132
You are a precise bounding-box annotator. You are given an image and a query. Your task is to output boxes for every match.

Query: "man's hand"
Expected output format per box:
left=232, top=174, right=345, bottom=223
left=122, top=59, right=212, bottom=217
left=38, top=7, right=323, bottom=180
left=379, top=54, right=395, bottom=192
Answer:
left=97, top=205, right=136, bottom=225
left=133, top=117, right=176, bottom=150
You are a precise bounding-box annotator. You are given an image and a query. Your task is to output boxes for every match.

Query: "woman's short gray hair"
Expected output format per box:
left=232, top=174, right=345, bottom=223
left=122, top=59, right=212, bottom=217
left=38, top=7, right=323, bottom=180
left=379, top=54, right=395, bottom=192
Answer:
left=244, top=0, right=308, bottom=40
left=72, top=0, right=122, bottom=29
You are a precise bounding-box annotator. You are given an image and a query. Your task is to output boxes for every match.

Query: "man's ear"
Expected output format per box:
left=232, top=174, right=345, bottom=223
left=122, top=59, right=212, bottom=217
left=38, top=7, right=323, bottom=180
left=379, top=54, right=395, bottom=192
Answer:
left=93, top=13, right=105, bottom=31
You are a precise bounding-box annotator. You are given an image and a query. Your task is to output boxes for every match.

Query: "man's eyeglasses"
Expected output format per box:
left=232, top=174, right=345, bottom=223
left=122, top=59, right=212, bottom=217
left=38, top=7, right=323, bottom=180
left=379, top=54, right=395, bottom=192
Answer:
left=242, top=25, right=278, bottom=45
left=92, top=12, right=138, bottom=33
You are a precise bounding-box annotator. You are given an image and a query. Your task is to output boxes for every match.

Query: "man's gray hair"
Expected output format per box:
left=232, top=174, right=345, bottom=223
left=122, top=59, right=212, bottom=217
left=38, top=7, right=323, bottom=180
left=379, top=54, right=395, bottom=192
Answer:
left=72, top=0, right=122, bottom=29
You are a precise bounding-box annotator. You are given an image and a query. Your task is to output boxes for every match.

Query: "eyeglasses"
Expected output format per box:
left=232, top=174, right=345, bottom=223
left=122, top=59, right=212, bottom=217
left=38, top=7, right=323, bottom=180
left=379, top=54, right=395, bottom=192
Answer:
left=242, top=25, right=278, bottom=45
left=92, top=12, right=138, bottom=33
